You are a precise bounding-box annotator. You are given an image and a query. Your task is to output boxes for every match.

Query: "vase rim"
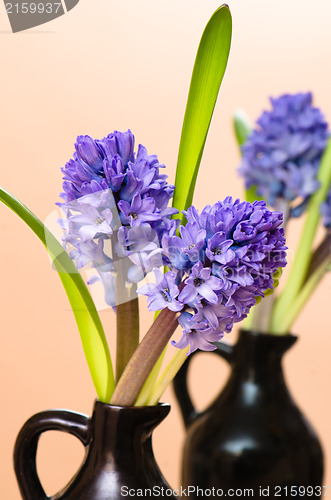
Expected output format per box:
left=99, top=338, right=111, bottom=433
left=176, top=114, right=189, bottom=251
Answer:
left=93, top=400, right=170, bottom=413
left=239, top=328, right=297, bottom=340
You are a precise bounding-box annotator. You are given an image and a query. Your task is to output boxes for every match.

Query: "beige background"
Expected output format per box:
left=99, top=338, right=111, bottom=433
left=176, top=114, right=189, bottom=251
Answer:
left=0, top=0, right=330, bottom=497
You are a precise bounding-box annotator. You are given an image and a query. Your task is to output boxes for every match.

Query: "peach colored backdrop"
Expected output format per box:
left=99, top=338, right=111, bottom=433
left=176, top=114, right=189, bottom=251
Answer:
left=0, top=0, right=330, bottom=497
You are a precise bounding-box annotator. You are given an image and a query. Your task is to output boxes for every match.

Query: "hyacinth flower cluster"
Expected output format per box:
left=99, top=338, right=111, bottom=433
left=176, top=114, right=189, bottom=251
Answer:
left=59, top=130, right=178, bottom=306
left=138, top=198, right=287, bottom=354
left=239, top=92, right=329, bottom=218
left=234, top=92, right=331, bottom=335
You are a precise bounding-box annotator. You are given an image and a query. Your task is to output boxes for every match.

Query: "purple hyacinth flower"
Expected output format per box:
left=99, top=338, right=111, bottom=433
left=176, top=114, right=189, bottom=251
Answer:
left=116, top=225, right=163, bottom=283
left=206, top=232, right=235, bottom=264
left=194, top=298, right=235, bottom=331
left=97, top=130, right=135, bottom=167
left=103, top=156, right=126, bottom=192
left=116, top=225, right=160, bottom=257
left=135, top=143, right=165, bottom=171
left=59, top=130, right=179, bottom=303
left=138, top=269, right=183, bottom=312
left=239, top=92, right=329, bottom=216
left=118, top=193, right=161, bottom=226
left=75, top=135, right=104, bottom=173
left=67, top=205, right=113, bottom=242
left=212, top=263, right=254, bottom=289
left=171, top=312, right=224, bottom=355
left=119, top=168, right=143, bottom=202
left=179, top=262, right=223, bottom=305
left=161, top=223, right=206, bottom=272
left=161, top=234, right=190, bottom=271
left=178, top=223, right=207, bottom=262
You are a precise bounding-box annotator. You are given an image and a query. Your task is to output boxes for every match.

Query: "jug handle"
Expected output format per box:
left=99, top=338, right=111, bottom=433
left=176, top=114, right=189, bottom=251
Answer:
left=14, top=409, right=90, bottom=500
left=173, top=341, right=234, bottom=429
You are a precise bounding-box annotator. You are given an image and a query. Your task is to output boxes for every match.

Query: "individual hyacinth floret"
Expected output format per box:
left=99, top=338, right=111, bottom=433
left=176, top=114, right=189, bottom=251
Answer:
left=138, top=197, right=287, bottom=354
left=59, top=130, right=178, bottom=305
left=239, top=92, right=329, bottom=216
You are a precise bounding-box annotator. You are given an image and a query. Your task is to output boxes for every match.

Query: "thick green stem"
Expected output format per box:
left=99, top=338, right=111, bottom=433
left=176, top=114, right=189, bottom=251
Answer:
left=146, top=347, right=189, bottom=406
left=270, top=138, right=331, bottom=333
left=277, top=258, right=330, bottom=333
left=110, top=308, right=179, bottom=406
left=304, top=230, right=331, bottom=283
left=116, top=298, right=139, bottom=382
left=113, top=244, right=140, bottom=382
left=250, top=293, right=276, bottom=333
left=134, top=346, right=167, bottom=406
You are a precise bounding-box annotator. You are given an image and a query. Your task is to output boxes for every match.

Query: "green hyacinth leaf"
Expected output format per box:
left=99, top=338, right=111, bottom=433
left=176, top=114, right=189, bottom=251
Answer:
left=245, top=185, right=264, bottom=204
left=232, top=109, right=263, bottom=204
left=233, top=108, right=252, bottom=147
left=173, top=5, right=232, bottom=221
left=0, top=187, right=115, bottom=402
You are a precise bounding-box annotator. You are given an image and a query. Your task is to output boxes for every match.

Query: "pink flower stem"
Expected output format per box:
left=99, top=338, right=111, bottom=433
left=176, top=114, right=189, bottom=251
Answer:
left=110, top=308, right=179, bottom=406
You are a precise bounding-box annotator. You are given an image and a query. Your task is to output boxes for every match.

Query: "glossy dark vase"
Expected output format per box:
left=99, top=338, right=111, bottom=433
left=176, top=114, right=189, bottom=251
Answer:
left=174, top=329, right=324, bottom=496
left=14, top=401, right=172, bottom=500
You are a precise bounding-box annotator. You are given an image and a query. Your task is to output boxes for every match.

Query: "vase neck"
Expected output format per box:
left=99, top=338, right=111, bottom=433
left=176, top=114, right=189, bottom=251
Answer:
left=232, top=329, right=297, bottom=383
left=88, top=402, right=169, bottom=465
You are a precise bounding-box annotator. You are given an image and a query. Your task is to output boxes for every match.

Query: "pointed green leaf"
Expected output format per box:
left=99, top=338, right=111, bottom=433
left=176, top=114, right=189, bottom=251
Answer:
left=172, top=5, right=232, bottom=221
left=232, top=108, right=262, bottom=203
left=233, top=108, right=252, bottom=147
left=0, top=187, right=115, bottom=402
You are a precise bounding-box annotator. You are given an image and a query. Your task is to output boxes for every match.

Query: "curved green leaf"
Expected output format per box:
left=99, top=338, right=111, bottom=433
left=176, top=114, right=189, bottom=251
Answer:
left=172, top=5, right=232, bottom=221
left=0, top=187, right=115, bottom=402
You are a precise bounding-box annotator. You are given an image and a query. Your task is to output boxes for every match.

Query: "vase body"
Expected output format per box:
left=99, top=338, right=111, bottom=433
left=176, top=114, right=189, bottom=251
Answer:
left=14, top=401, right=173, bottom=500
left=174, top=329, right=324, bottom=497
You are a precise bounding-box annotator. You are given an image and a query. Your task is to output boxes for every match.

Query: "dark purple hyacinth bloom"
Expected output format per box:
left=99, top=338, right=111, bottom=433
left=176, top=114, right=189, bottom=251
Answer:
left=239, top=93, right=329, bottom=216
left=59, top=130, right=178, bottom=305
left=139, top=197, right=287, bottom=354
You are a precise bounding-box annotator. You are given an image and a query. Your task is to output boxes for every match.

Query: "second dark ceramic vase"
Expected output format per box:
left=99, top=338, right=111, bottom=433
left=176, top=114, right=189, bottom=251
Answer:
left=14, top=401, right=172, bottom=500
left=174, top=329, right=324, bottom=498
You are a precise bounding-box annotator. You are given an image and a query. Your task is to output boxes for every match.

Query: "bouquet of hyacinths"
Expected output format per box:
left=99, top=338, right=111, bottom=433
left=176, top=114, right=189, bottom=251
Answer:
left=234, top=92, right=331, bottom=335
left=58, top=130, right=287, bottom=406
left=0, top=6, right=286, bottom=406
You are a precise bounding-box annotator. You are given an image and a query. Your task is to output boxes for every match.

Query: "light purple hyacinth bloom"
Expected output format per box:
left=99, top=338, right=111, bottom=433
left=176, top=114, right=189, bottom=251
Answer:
left=59, top=130, right=178, bottom=305
left=178, top=262, right=222, bottom=305
left=171, top=312, right=225, bottom=355
left=138, top=269, right=183, bottom=312
left=139, top=197, right=287, bottom=354
left=239, top=93, right=329, bottom=216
